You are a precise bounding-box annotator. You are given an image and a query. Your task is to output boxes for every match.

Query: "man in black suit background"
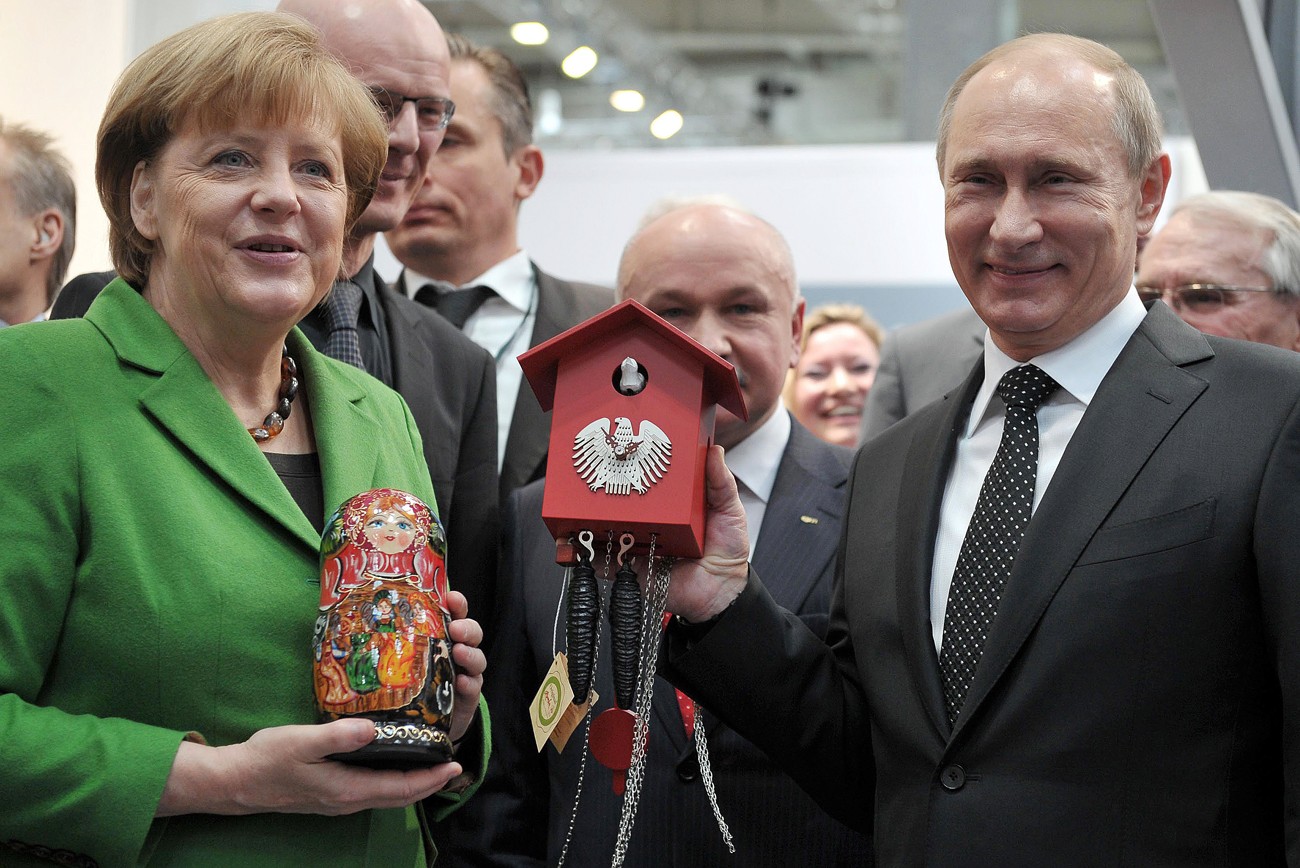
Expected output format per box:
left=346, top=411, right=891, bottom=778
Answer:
left=53, top=0, right=501, bottom=624
left=660, top=34, right=1300, bottom=866
left=384, top=35, right=610, bottom=503
left=444, top=201, right=872, bottom=867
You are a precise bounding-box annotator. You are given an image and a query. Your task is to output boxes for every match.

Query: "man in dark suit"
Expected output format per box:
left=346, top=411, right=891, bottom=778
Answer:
left=659, top=34, right=1300, bottom=867
left=445, top=202, right=872, bottom=866
left=52, top=0, right=501, bottom=625
left=860, top=306, right=985, bottom=438
left=384, top=34, right=610, bottom=502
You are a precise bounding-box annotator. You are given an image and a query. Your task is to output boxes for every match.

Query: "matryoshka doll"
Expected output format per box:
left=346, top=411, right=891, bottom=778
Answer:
left=312, top=488, right=455, bottom=767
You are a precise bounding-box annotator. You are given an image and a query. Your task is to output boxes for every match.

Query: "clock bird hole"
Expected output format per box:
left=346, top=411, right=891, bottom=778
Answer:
left=613, top=357, right=649, bottom=396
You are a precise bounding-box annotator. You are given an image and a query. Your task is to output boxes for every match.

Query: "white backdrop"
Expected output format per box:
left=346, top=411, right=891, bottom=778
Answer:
left=0, top=0, right=1208, bottom=323
left=376, top=136, right=1209, bottom=326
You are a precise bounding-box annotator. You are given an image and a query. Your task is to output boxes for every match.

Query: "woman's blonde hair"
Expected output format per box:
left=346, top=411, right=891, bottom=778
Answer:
left=783, top=303, right=884, bottom=410
left=97, top=11, right=388, bottom=286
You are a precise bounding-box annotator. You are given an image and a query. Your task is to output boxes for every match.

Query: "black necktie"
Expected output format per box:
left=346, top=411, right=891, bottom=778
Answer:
left=939, top=363, right=1060, bottom=726
left=320, top=279, right=366, bottom=370
left=416, top=282, right=495, bottom=329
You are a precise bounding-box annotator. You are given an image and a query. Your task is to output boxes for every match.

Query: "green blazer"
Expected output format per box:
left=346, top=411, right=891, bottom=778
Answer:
left=0, top=281, right=488, bottom=868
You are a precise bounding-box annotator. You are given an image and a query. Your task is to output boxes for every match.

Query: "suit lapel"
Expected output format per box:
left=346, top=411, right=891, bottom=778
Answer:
left=374, top=273, right=433, bottom=417
left=501, top=266, right=571, bottom=493
left=949, top=306, right=1212, bottom=743
left=897, top=364, right=982, bottom=741
left=750, top=420, right=846, bottom=611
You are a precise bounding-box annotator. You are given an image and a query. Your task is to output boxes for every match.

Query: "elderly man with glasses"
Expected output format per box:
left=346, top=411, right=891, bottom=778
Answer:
left=1136, top=190, right=1300, bottom=351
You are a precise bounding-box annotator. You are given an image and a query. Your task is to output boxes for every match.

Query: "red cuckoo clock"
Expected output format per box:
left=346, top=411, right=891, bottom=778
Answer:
left=518, top=299, right=747, bottom=862
left=518, top=298, right=747, bottom=561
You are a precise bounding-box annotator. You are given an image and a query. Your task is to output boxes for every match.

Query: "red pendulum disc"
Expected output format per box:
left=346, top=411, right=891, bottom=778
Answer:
left=590, top=707, right=638, bottom=795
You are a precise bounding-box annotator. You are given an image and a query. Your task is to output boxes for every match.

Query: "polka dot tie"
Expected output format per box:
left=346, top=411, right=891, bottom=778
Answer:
left=320, top=278, right=366, bottom=370
left=939, top=363, right=1060, bottom=726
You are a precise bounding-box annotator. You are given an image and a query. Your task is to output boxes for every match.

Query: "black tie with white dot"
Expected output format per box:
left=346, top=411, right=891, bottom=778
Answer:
left=939, top=363, right=1060, bottom=727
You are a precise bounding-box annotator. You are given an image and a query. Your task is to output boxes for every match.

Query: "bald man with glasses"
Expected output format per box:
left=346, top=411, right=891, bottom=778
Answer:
left=1136, top=190, right=1300, bottom=351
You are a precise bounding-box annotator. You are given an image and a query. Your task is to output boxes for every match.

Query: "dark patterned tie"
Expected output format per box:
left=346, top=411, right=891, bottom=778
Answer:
left=320, top=278, right=365, bottom=370
left=415, top=282, right=495, bottom=329
left=939, top=363, right=1060, bottom=726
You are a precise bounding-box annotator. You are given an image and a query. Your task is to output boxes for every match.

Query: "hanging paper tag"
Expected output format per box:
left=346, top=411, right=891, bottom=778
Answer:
left=531, top=653, right=576, bottom=751
left=550, top=687, right=598, bottom=753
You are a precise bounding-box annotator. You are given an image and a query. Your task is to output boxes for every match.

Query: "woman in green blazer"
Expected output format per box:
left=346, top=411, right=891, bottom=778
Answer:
left=0, top=13, right=486, bottom=868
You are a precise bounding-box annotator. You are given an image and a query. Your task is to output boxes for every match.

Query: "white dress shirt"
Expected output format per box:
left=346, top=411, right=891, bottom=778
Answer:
left=405, top=250, right=537, bottom=470
left=724, top=408, right=791, bottom=559
left=930, top=290, right=1148, bottom=652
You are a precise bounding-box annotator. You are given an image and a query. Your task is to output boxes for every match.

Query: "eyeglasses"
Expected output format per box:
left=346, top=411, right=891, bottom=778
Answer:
left=1135, top=284, right=1284, bottom=314
left=369, top=87, right=455, bottom=131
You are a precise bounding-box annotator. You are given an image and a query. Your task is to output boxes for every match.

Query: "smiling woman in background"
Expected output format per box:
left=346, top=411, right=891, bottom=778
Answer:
left=785, top=303, right=884, bottom=447
left=0, top=12, right=485, bottom=868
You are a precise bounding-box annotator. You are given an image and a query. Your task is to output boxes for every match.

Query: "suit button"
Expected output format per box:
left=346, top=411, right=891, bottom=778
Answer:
left=939, top=764, right=966, bottom=791
left=677, top=753, right=700, bottom=783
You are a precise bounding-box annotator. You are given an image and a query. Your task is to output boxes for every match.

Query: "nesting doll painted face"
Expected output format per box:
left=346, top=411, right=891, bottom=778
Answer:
left=313, top=488, right=455, bottom=768
left=363, top=508, right=419, bottom=554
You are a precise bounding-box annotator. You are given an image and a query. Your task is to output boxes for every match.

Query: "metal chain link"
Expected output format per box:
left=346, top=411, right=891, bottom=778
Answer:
left=610, top=536, right=672, bottom=867
left=693, top=707, right=735, bottom=852
left=551, top=565, right=571, bottom=659
left=557, top=532, right=615, bottom=868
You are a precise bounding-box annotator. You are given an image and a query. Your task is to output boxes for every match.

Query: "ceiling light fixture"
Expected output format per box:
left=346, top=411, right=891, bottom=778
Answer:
left=610, top=90, right=645, bottom=112
left=562, top=46, right=598, bottom=78
left=510, top=22, right=549, bottom=45
left=650, top=110, right=683, bottom=139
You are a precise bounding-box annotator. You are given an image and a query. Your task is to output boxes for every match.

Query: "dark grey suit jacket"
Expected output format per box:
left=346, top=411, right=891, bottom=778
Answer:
left=860, top=306, right=985, bottom=440
left=50, top=269, right=501, bottom=623
left=501, top=267, right=612, bottom=500
left=398, top=264, right=611, bottom=502
left=667, top=302, right=1300, bottom=867
left=451, top=417, right=872, bottom=867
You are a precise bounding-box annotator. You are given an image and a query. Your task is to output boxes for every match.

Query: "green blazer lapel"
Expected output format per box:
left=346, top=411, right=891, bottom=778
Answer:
left=86, top=281, right=320, bottom=553
left=948, top=305, right=1213, bottom=745
left=289, top=330, right=380, bottom=521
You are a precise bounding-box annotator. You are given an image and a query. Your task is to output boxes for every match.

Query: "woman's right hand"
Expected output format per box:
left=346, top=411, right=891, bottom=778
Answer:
left=156, top=718, right=463, bottom=817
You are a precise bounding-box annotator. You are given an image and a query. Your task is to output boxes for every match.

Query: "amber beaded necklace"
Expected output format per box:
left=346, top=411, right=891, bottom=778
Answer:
left=249, top=346, right=299, bottom=442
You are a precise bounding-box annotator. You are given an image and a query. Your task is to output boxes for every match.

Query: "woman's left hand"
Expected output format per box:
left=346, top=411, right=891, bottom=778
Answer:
left=446, top=590, right=485, bottom=743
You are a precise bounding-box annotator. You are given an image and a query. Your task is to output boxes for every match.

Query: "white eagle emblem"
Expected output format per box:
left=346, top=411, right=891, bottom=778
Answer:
left=573, top=416, right=672, bottom=495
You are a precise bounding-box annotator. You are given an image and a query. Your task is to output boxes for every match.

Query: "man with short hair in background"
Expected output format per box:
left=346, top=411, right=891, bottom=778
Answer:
left=385, top=34, right=610, bottom=503
left=1137, top=190, right=1300, bottom=350
left=0, top=118, right=75, bottom=327
left=451, top=201, right=872, bottom=868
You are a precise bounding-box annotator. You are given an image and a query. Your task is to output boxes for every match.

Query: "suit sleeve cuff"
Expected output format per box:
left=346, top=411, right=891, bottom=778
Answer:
left=427, top=695, right=491, bottom=819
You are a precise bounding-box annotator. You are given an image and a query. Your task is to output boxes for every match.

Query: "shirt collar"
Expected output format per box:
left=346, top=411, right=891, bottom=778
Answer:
left=0, top=309, right=48, bottom=328
left=405, top=250, right=535, bottom=313
left=724, top=407, right=792, bottom=505
left=966, top=287, right=1147, bottom=437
